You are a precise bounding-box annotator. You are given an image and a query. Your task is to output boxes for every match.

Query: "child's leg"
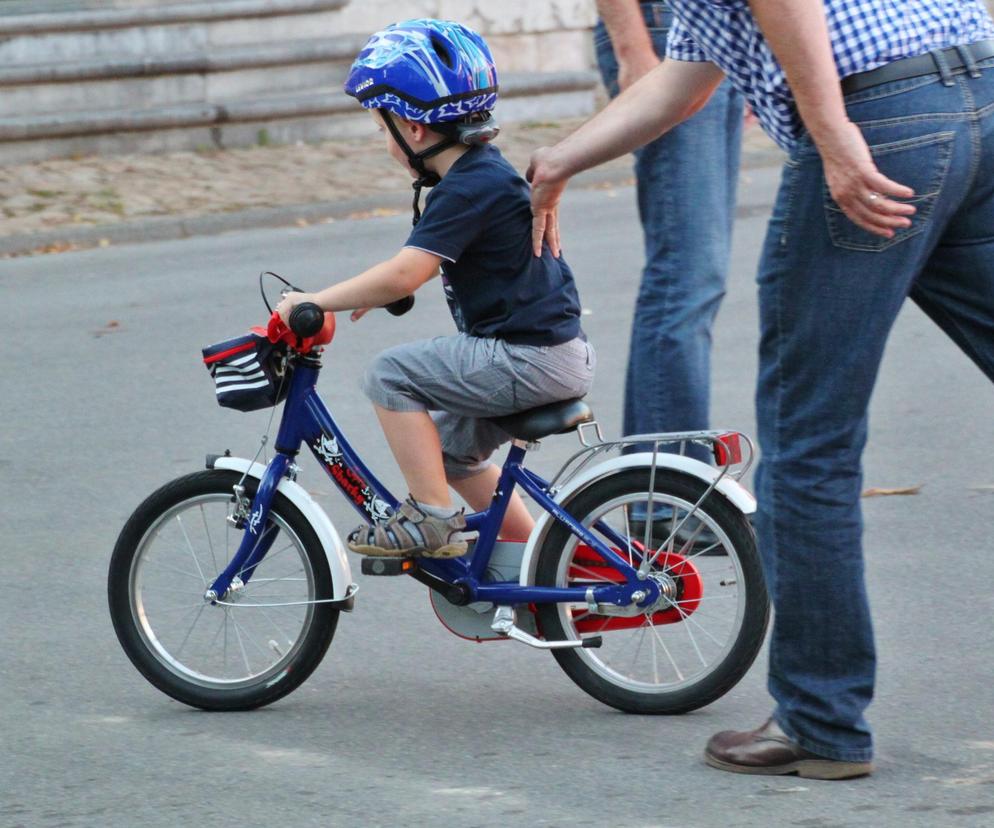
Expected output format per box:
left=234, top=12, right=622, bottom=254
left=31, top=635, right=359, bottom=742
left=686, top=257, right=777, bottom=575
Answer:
left=449, top=463, right=535, bottom=541
left=374, top=405, right=452, bottom=507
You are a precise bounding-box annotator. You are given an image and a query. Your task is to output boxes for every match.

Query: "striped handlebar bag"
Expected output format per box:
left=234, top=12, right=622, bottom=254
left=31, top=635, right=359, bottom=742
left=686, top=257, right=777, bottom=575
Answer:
left=202, top=333, right=292, bottom=412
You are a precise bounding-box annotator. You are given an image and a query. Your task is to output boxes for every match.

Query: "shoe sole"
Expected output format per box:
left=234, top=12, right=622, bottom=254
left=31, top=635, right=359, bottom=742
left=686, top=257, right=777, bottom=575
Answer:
left=704, top=752, right=873, bottom=780
left=347, top=542, right=467, bottom=559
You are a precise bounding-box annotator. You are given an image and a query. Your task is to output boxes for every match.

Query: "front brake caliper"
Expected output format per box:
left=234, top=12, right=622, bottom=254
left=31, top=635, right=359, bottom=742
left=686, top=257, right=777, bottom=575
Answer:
left=227, top=483, right=252, bottom=529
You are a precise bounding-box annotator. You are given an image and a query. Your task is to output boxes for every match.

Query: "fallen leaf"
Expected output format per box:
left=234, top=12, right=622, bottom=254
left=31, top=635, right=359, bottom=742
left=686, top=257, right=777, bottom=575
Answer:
left=36, top=241, right=76, bottom=255
left=861, top=485, right=922, bottom=498
left=345, top=207, right=401, bottom=220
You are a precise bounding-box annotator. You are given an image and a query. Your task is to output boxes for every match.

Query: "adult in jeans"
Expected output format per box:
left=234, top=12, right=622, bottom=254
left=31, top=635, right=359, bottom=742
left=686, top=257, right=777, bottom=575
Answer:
left=594, top=1, right=742, bottom=473
left=529, top=0, right=994, bottom=779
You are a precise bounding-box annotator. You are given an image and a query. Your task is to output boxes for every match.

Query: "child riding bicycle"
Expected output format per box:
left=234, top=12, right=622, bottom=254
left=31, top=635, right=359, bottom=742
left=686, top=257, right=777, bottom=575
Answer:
left=275, top=19, right=595, bottom=559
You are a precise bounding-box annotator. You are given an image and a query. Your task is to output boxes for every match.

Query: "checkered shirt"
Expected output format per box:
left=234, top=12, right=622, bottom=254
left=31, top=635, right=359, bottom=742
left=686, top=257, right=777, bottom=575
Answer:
left=665, top=0, right=994, bottom=151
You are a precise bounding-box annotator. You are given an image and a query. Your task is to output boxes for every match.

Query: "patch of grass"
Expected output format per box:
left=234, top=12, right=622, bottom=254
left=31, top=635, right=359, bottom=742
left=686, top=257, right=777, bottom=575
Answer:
left=28, top=189, right=61, bottom=199
left=256, top=128, right=271, bottom=147
left=89, top=187, right=126, bottom=216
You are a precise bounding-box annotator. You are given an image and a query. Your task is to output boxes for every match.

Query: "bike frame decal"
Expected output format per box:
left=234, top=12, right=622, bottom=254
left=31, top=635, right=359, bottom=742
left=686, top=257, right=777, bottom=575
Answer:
left=310, top=430, right=394, bottom=523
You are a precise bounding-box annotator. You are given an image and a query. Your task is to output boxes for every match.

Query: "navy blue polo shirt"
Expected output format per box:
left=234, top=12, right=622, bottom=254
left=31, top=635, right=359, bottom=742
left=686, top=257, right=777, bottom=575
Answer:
left=404, top=143, right=582, bottom=346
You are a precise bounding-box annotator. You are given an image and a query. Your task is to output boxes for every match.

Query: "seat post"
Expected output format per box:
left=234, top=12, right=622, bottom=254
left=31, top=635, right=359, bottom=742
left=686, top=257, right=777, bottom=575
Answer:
left=512, top=438, right=541, bottom=452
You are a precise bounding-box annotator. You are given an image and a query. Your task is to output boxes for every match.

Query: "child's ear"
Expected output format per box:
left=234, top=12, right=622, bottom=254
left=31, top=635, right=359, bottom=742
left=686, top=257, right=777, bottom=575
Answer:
left=407, top=121, right=427, bottom=143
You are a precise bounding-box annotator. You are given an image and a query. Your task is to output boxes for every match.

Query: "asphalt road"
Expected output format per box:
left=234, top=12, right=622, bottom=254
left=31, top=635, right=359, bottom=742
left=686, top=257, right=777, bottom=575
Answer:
left=2, top=167, right=993, bottom=827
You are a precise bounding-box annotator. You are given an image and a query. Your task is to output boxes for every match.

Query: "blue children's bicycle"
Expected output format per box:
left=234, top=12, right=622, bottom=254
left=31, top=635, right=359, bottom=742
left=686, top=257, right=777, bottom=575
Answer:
left=108, top=277, right=769, bottom=713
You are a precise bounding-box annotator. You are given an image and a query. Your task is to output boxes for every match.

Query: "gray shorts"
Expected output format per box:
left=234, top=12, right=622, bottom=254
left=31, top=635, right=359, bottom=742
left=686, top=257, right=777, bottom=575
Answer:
left=361, top=334, right=596, bottom=478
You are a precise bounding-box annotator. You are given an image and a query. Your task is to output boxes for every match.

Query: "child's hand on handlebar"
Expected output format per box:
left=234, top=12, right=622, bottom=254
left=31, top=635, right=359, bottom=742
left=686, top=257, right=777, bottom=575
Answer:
left=275, top=291, right=312, bottom=324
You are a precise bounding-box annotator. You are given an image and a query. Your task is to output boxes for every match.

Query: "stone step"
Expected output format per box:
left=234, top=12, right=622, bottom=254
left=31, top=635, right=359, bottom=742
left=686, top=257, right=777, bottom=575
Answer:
left=0, top=35, right=367, bottom=117
left=0, top=71, right=599, bottom=163
left=0, top=0, right=599, bottom=162
left=0, top=0, right=350, bottom=63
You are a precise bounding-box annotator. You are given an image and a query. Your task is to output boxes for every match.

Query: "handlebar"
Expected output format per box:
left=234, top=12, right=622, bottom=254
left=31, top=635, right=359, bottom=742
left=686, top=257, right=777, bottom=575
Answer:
left=287, top=302, right=326, bottom=338
left=270, top=283, right=413, bottom=355
left=288, top=297, right=413, bottom=332
left=384, top=295, right=415, bottom=316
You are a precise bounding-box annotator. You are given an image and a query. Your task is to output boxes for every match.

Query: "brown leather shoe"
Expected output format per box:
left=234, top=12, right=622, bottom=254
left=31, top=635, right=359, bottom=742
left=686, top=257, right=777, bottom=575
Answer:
left=705, top=719, right=873, bottom=780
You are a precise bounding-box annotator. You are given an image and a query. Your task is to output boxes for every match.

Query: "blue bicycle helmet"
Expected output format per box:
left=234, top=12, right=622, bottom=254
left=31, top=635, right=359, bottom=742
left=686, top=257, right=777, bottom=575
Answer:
left=345, top=19, right=499, bottom=124
left=345, top=19, right=501, bottom=224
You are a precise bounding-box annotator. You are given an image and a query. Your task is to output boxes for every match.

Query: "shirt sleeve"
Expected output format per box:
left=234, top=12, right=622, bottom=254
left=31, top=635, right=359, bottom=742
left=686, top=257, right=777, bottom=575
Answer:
left=665, top=17, right=710, bottom=62
left=404, top=186, right=483, bottom=263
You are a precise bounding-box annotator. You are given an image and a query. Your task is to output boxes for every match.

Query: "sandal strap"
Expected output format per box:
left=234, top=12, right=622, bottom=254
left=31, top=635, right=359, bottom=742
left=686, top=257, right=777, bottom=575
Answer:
left=349, top=499, right=467, bottom=555
left=396, top=500, right=466, bottom=550
left=373, top=505, right=425, bottom=550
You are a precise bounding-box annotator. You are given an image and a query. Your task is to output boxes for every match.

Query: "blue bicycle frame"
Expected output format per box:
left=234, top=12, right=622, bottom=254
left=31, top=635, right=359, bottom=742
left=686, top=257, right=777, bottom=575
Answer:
left=208, top=354, right=659, bottom=611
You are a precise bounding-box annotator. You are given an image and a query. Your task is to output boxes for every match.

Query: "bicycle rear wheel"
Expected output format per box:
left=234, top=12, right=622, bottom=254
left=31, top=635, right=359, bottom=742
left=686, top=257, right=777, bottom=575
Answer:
left=535, top=468, right=768, bottom=714
left=108, top=470, right=338, bottom=710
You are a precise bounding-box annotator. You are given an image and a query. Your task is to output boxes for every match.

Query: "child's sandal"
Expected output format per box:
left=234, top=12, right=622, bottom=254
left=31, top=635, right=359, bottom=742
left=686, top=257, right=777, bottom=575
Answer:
left=347, top=499, right=468, bottom=558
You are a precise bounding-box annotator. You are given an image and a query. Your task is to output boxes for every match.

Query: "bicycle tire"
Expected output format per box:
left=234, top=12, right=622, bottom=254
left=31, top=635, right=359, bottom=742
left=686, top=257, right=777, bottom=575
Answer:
left=535, top=467, right=768, bottom=714
left=108, top=470, right=338, bottom=710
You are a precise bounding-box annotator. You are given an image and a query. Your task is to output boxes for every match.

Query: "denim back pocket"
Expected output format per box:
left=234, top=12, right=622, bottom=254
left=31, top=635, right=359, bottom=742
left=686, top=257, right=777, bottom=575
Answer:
left=823, top=130, right=955, bottom=253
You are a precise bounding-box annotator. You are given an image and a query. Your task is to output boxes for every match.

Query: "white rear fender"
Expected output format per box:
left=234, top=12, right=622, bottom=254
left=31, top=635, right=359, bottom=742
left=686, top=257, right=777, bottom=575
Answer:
left=212, top=456, right=355, bottom=609
left=519, top=452, right=755, bottom=586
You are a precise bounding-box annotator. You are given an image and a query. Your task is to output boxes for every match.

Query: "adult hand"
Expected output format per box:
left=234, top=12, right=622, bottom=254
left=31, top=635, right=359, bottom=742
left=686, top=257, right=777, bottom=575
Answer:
left=526, top=146, right=568, bottom=258
left=817, top=120, right=916, bottom=238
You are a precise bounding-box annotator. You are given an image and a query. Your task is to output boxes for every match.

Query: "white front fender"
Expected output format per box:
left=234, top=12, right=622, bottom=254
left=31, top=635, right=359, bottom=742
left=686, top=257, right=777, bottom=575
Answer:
left=519, top=452, right=755, bottom=586
left=212, top=456, right=355, bottom=610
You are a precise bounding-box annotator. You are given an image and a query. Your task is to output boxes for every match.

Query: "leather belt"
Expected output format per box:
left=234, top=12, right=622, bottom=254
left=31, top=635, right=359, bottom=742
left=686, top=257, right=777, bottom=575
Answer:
left=842, top=39, right=994, bottom=95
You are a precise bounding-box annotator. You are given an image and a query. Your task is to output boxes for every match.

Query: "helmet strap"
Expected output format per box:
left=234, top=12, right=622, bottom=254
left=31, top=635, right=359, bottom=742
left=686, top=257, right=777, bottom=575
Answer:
left=379, top=109, right=456, bottom=225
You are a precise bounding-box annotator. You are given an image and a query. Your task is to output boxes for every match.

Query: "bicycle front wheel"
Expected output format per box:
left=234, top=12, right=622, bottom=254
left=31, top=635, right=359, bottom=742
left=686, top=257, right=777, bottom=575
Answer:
left=535, top=468, right=768, bottom=714
left=108, top=470, right=338, bottom=710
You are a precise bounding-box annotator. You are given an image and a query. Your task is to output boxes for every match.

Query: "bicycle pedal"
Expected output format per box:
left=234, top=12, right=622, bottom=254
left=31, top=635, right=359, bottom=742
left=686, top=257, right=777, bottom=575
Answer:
left=360, top=557, right=416, bottom=576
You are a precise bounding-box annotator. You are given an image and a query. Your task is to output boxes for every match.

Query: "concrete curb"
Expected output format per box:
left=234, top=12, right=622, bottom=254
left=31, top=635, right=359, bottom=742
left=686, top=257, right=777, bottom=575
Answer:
left=0, top=160, right=783, bottom=258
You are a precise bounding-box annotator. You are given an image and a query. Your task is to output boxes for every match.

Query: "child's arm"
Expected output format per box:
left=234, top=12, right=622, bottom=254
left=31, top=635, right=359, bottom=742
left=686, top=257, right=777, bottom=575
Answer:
left=275, top=248, right=442, bottom=322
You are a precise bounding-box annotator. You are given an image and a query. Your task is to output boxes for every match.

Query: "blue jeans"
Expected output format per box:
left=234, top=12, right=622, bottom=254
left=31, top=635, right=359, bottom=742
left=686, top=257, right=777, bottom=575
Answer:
left=756, top=53, right=994, bottom=762
left=594, top=3, right=743, bottom=466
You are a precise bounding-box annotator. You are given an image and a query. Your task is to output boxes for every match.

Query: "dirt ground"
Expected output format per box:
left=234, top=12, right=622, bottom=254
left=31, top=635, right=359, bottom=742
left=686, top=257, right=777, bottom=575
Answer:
left=0, top=119, right=782, bottom=239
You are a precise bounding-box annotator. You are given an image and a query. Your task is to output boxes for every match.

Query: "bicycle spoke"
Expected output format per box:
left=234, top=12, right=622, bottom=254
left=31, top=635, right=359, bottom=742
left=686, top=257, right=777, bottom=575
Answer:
left=174, top=602, right=209, bottom=660
left=254, top=607, right=297, bottom=646
left=231, top=615, right=252, bottom=675
left=143, top=558, right=205, bottom=581
left=176, top=515, right=208, bottom=586
left=629, top=624, right=648, bottom=677
left=237, top=540, right=297, bottom=579
left=568, top=561, right=620, bottom=584
left=148, top=603, right=210, bottom=615
left=678, top=605, right=727, bottom=650
left=230, top=614, right=277, bottom=661
left=646, top=617, right=684, bottom=682
left=200, top=504, right=219, bottom=576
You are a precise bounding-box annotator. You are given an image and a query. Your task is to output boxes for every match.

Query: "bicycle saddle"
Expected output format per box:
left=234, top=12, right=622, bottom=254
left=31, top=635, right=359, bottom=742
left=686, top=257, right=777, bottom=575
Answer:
left=488, top=398, right=594, bottom=441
